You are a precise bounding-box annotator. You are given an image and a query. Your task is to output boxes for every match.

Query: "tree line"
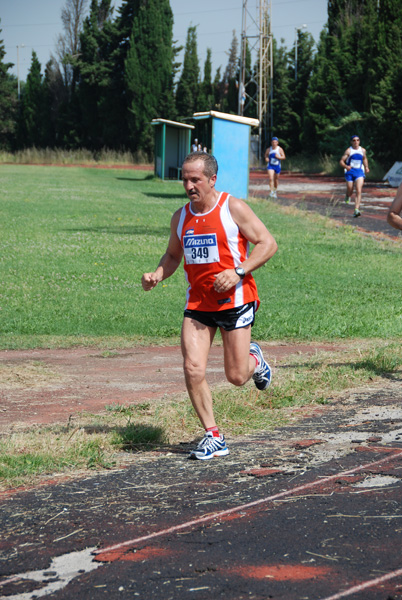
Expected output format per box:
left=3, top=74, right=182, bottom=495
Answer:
left=1, top=0, right=402, bottom=165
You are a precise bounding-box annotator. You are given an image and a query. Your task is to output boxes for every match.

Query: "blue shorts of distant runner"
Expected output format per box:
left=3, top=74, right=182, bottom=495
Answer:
left=345, top=168, right=365, bottom=182
left=184, top=302, right=257, bottom=331
left=267, top=164, right=281, bottom=174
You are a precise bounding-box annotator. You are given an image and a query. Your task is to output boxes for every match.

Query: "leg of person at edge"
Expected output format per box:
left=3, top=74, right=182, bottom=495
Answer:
left=387, top=182, right=402, bottom=231
left=142, top=151, right=278, bottom=460
left=265, top=136, right=286, bottom=199
left=340, top=134, right=370, bottom=218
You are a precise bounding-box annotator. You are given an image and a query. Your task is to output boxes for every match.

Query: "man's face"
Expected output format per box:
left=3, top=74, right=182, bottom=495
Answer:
left=351, top=137, right=360, bottom=148
left=182, top=159, right=216, bottom=203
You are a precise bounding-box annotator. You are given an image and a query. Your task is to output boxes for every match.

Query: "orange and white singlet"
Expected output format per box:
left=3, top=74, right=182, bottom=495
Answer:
left=176, top=192, right=260, bottom=311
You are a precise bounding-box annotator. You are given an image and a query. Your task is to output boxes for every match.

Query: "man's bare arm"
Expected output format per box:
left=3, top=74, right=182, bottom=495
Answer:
left=142, top=211, right=184, bottom=290
left=362, top=148, right=370, bottom=173
left=340, top=149, right=350, bottom=170
left=213, top=197, right=277, bottom=294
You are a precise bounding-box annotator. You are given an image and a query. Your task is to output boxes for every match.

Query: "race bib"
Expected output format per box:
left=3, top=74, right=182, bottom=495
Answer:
left=270, top=158, right=279, bottom=165
left=183, top=233, right=220, bottom=264
left=350, top=159, right=362, bottom=169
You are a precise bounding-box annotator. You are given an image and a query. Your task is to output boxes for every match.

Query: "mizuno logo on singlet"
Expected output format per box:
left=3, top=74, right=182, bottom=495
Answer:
left=184, top=235, right=216, bottom=247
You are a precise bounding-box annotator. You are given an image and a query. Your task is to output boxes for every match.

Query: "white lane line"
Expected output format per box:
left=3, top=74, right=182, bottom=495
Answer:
left=93, top=448, right=402, bottom=556
left=319, top=566, right=402, bottom=600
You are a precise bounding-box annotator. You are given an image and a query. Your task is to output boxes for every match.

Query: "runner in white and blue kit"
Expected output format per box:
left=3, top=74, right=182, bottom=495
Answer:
left=264, top=137, right=286, bottom=199
left=340, top=135, right=370, bottom=218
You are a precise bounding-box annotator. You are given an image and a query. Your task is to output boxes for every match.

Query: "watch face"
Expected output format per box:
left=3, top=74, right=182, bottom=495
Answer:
left=236, top=267, right=245, bottom=278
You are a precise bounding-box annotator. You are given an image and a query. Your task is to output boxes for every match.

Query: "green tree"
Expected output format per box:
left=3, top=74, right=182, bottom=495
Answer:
left=197, top=48, right=214, bottom=111
left=176, top=25, right=200, bottom=118
left=270, top=39, right=293, bottom=149
left=40, top=0, right=89, bottom=148
left=303, top=0, right=402, bottom=161
left=370, top=0, right=402, bottom=162
left=17, top=51, right=45, bottom=147
left=213, top=66, right=224, bottom=111
left=124, top=0, right=176, bottom=154
left=76, top=0, right=123, bottom=148
left=222, top=30, right=239, bottom=114
left=288, top=30, right=315, bottom=153
left=0, top=24, right=16, bottom=149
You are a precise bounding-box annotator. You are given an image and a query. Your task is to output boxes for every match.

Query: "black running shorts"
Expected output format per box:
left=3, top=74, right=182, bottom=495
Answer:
left=184, top=301, right=256, bottom=331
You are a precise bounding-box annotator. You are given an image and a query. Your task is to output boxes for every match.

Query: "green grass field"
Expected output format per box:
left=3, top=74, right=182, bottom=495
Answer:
left=1, top=163, right=402, bottom=488
left=0, top=164, right=401, bottom=348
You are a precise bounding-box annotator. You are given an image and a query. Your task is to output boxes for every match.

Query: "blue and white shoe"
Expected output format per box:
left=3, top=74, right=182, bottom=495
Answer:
left=189, top=432, right=229, bottom=460
left=250, top=341, right=272, bottom=391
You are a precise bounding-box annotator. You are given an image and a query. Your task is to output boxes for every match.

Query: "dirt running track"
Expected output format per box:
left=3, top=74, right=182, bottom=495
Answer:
left=249, top=170, right=401, bottom=241
left=1, top=172, right=402, bottom=599
left=0, top=343, right=342, bottom=434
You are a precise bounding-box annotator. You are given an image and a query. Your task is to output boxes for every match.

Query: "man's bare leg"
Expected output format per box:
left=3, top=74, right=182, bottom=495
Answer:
left=221, top=325, right=254, bottom=386
left=345, top=180, right=354, bottom=203
left=354, top=177, right=364, bottom=212
left=181, top=317, right=217, bottom=430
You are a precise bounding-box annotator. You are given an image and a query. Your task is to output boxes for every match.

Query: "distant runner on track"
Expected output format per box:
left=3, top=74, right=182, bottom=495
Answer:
left=264, top=137, right=286, bottom=199
left=340, top=135, right=370, bottom=218
left=142, top=152, right=277, bottom=460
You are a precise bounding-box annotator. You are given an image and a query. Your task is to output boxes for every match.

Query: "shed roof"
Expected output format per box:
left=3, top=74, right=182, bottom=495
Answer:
left=192, top=111, right=259, bottom=128
left=151, top=118, right=195, bottom=130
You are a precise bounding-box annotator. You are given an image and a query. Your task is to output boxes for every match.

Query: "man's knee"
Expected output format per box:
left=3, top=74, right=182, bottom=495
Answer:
left=183, top=358, right=206, bottom=384
left=226, top=368, right=249, bottom=387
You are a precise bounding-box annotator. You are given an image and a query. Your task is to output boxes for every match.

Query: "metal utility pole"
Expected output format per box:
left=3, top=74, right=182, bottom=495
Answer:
left=238, top=0, right=273, bottom=163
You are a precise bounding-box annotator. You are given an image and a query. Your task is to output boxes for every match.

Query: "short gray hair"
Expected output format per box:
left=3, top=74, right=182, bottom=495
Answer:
left=182, top=151, right=218, bottom=179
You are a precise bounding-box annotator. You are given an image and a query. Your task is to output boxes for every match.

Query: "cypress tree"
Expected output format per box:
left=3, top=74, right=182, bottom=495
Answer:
left=222, top=30, right=239, bottom=114
left=176, top=26, right=200, bottom=118
left=289, top=30, right=315, bottom=153
left=0, top=24, right=16, bottom=149
left=213, top=66, right=224, bottom=111
left=303, top=0, right=402, bottom=160
left=197, top=48, right=214, bottom=111
left=17, top=51, right=45, bottom=147
left=76, top=0, right=123, bottom=148
left=370, top=0, right=402, bottom=162
left=124, top=0, right=175, bottom=154
left=270, top=39, right=293, bottom=149
left=303, top=1, right=378, bottom=154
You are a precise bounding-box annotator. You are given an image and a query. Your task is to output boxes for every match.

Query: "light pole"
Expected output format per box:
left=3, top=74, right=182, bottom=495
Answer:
left=294, top=25, right=307, bottom=81
left=17, top=44, right=25, bottom=100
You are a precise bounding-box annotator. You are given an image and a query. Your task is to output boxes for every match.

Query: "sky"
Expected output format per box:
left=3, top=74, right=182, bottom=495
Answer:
left=1, top=0, right=328, bottom=84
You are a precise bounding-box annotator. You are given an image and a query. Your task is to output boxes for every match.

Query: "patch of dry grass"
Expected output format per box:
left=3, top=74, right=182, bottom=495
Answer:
left=0, top=361, right=61, bottom=389
left=1, top=341, right=401, bottom=491
left=0, top=147, right=151, bottom=166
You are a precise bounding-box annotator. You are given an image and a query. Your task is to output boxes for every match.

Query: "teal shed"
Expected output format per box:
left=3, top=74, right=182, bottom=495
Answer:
left=151, top=118, right=194, bottom=180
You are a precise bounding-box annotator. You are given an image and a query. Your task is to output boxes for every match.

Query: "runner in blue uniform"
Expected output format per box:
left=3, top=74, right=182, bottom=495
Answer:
left=340, top=135, right=370, bottom=218
left=264, top=137, right=286, bottom=199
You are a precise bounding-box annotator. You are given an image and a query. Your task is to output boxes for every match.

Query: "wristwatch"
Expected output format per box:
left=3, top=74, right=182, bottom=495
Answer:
left=235, top=266, right=246, bottom=279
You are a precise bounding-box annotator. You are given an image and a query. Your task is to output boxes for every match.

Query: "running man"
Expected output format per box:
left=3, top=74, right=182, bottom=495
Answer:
left=265, top=137, right=286, bottom=199
left=142, top=152, right=278, bottom=460
left=387, top=182, right=402, bottom=231
left=340, top=135, right=370, bottom=218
